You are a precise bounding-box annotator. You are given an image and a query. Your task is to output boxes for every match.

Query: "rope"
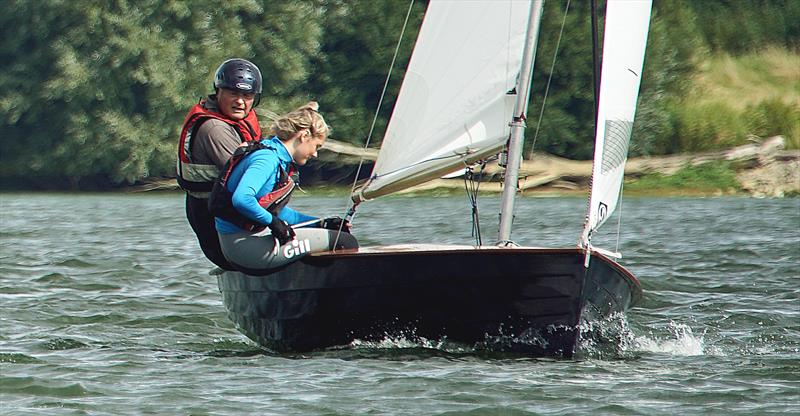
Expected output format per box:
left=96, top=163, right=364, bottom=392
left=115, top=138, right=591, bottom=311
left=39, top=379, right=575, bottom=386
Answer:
left=463, top=161, right=486, bottom=246
left=332, top=0, right=416, bottom=250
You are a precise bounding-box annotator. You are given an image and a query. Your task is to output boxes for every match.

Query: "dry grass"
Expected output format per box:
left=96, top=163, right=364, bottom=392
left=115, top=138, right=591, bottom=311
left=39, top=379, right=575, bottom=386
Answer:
left=675, top=47, right=800, bottom=149
left=693, top=47, right=800, bottom=110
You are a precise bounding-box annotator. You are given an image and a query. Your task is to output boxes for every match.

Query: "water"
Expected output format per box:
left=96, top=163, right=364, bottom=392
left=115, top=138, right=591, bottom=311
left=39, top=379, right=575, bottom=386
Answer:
left=1, top=192, right=798, bottom=415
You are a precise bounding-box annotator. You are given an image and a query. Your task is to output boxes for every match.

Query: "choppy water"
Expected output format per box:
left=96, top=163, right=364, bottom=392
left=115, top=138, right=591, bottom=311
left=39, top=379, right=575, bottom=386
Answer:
left=1, top=192, right=798, bottom=415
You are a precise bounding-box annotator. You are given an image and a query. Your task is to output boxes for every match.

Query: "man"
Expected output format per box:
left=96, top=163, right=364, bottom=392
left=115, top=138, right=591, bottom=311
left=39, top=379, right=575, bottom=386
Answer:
left=177, top=58, right=263, bottom=269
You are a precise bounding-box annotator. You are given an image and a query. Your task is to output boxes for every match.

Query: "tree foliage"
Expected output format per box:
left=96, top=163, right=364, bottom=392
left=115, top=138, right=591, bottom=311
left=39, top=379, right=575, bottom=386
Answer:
left=1, top=0, right=796, bottom=189
left=1, top=0, right=323, bottom=186
left=304, top=0, right=425, bottom=147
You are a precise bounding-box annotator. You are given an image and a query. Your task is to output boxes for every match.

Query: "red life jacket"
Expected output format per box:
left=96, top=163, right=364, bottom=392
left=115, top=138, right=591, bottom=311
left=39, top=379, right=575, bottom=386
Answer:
left=176, top=99, right=262, bottom=196
left=207, top=140, right=297, bottom=232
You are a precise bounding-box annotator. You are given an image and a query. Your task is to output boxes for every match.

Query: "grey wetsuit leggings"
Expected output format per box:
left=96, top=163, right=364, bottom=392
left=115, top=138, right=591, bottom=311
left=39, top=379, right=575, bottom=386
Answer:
left=218, top=227, right=359, bottom=273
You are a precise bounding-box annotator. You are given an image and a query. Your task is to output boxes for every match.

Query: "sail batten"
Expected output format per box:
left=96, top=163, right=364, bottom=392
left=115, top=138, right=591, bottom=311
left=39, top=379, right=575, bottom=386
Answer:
left=353, top=0, right=532, bottom=203
left=581, top=0, right=652, bottom=246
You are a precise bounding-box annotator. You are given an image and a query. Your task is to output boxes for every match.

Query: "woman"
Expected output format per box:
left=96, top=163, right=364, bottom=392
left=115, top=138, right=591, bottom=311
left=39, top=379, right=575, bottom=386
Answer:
left=209, top=102, right=358, bottom=273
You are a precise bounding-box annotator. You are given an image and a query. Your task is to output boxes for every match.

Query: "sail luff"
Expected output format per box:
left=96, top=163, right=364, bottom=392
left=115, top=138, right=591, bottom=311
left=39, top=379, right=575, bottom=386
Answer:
left=580, top=0, right=652, bottom=247
left=497, top=0, right=545, bottom=244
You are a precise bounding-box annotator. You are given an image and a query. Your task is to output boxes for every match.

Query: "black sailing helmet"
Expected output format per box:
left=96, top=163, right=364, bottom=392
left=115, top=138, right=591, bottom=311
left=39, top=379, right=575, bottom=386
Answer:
left=213, top=58, right=263, bottom=107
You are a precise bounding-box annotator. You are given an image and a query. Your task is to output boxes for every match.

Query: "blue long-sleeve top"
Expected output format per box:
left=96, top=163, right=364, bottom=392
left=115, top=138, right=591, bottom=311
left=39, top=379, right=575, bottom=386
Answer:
left=215, top=136, right=317, bottom=234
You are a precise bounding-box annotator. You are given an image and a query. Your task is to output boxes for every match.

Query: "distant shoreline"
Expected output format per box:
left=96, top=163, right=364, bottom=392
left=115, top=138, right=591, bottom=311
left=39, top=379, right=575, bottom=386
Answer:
left=2, top=137, right=797, bottom=198
left=1, top=183, right=795, bottom=198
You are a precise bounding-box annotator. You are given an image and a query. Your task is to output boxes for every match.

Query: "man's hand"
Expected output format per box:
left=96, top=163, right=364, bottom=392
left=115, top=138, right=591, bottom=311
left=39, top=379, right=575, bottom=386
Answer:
left=321, top=216, right=352, bottom=233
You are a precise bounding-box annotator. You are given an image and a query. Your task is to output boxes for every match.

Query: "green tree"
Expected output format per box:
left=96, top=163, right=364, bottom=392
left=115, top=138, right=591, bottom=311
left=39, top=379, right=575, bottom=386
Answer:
left=1, top=0, right=323, bottom=187
left=632, top=0, right=707, bottom=156
left=304, top=0, right=426, bottom=146
left=523, top=2, right=601, bottom=160
left=687, top=0, right=800, bottom=54
left=1, top=0, right=797, bottom=189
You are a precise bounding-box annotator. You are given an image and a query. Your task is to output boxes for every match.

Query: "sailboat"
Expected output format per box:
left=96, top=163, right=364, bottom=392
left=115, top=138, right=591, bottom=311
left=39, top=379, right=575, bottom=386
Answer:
left=216, top=0, right=652, bottom=357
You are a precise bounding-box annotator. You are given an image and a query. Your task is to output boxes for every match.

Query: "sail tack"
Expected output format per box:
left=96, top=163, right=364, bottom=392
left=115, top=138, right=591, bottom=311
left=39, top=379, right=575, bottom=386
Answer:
left=581, top=0, right=652, bottom=245
left=354, top=0, right=532, bottom=202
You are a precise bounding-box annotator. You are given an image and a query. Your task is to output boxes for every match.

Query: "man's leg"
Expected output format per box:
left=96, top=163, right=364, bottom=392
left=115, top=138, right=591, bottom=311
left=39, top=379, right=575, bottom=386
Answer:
left=185, top=194, right=234, bottom=270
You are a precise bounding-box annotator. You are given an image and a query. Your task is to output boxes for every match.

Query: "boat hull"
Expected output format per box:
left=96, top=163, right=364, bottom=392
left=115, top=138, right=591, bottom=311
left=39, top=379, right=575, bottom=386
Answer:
left=216, top=246, right=641, bottom=357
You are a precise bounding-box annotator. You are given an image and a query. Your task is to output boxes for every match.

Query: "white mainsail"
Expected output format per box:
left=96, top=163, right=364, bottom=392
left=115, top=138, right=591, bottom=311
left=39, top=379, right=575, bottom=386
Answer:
left=353, top=0, right=532, bottom=203
left=581, top=0, right=652, bottom=247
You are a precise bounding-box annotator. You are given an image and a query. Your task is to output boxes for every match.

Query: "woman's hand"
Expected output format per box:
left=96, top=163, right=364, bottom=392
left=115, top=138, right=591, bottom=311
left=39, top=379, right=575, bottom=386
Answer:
left=268, top=217, right=296, bottom=244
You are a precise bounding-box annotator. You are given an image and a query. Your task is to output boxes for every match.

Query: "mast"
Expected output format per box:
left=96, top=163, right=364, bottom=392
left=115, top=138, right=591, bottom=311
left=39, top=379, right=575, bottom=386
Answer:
left=497, top=0, right=545, bottom=244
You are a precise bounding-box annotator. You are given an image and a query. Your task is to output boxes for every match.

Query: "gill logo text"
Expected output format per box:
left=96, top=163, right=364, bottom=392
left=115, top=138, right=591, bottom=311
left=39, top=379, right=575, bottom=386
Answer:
left=283, top=238, right=312, bottom=259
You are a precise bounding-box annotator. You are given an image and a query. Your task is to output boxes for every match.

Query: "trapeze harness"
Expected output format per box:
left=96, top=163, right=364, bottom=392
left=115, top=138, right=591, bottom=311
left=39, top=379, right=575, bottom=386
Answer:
left=176, top=100, right=262, bottom=197
left=208, top=140, right=297, bottom=233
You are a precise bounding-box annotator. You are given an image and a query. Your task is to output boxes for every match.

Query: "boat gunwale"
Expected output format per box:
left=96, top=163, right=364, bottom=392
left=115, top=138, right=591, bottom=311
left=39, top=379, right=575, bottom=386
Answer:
left=311, top=244, right=583, bottom=256
left=220, top=245, right=641, bottom=300
left=298, top=244, right=642, bottom=302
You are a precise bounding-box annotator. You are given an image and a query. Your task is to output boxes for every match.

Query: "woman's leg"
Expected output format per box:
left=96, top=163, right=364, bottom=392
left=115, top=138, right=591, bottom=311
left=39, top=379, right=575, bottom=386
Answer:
left=218, top=228, right=359, bottom=273
left=294, top=227, right=359, bottom=251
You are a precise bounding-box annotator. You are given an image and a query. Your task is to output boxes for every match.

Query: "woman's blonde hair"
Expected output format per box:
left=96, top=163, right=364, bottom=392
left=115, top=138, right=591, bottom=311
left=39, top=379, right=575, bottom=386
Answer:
left=269, top=101, right=330, bottom=141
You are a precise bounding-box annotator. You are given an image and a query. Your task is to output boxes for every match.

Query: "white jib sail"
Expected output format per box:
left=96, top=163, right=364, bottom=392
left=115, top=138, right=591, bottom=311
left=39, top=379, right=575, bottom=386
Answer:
left=581, top=0, right=652, bottom=247
left=354, top=0, right=532, bottom=202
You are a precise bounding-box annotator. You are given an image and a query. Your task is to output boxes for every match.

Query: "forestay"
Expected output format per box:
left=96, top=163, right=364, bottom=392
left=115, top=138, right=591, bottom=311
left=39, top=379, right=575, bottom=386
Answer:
left=353, top=0, right=532, bottom=203
left=581, top=0, right=652, bottom=247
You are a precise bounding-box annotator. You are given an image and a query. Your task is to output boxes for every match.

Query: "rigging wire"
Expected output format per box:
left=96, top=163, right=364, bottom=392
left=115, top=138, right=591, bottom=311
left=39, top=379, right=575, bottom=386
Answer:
left=332, top=0, right=416, bottom=249
left=614, top=182, right=625, bottom=254
left=581, top=0, right=598, bottom=248
left=343, top=0, right=415, bottom=208
left=528, top=0, right=571, bottom=159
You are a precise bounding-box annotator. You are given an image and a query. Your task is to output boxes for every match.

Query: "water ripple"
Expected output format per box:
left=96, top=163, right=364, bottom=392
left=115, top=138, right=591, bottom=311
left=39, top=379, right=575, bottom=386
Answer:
left=0, top=194, right=797, bottom=415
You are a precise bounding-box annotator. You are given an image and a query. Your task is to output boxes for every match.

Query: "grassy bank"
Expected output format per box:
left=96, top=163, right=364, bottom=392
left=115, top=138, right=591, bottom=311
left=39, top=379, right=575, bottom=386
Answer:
left=624, top=161, right=743, bottom=196
left=672, top=47, right=800, bottom=151
left=297, top=162, right=764, bottom=198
